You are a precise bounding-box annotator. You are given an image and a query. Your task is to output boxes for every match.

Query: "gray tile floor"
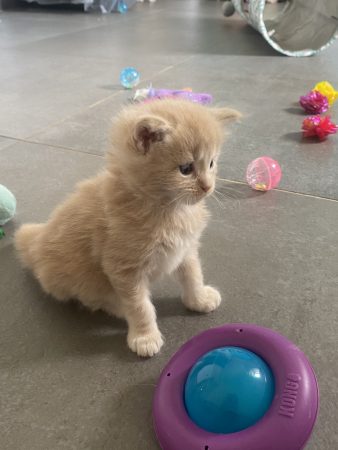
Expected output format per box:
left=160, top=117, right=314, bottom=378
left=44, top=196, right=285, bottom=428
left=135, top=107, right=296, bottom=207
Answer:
left=1, top=1, right=338, bottom=449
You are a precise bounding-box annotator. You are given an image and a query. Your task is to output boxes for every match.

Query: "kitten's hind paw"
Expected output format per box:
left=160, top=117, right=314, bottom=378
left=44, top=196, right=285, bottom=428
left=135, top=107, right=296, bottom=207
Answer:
left=183, top=286, right=222, bottom=313
left=127, top=329, right=164, bottom=357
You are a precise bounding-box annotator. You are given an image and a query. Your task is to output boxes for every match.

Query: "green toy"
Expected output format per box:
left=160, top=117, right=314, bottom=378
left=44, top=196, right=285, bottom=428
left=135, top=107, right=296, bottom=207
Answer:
left=0, top=184, right=16, bottom=227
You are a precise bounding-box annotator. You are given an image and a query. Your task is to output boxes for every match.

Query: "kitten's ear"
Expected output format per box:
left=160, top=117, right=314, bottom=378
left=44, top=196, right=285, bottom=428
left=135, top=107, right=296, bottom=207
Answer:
left=211, top=107, right=242, bottom=123
left=133, top=115, right=172, bottom=154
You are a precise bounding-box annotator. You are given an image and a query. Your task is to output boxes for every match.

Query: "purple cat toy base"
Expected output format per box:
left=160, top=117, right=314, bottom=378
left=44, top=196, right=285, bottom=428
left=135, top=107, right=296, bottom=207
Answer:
left=153, top=323, right=319, bottom=450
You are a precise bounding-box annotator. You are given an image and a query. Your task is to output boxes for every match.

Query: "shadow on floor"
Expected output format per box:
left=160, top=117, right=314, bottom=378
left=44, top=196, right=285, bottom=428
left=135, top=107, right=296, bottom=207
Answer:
left=150, top=17, right=280, bottom=57
left=284, top=107, right=305, bottom=116
left=1, top=242, right=194, bottom=369
left=83, top=381, right=161, bottom=450
left=283, top=131, right=304, bottom=142
left=1, top=3, right=280, bottom=57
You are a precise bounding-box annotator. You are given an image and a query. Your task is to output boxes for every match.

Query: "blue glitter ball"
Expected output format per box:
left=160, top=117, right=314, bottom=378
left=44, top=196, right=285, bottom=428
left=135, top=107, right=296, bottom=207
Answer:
left=119, top=67, right=140, bottom=89
left=117, top=1, right=128, bottom=13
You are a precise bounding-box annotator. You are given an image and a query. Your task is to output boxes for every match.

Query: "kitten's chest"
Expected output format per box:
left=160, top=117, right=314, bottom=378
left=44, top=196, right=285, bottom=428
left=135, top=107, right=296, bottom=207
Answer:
left=150, top=233, right=191, bottom=278
left=148, top=206, right=207, bottom=278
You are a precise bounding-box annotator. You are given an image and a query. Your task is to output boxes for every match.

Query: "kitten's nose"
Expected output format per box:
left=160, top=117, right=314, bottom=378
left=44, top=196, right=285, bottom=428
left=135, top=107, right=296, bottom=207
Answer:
left=200, top=182, right=212, bottom=193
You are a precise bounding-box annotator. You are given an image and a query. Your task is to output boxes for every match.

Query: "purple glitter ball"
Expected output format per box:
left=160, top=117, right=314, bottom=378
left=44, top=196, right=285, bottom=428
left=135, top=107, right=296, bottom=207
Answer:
left=299, top=90, right=329, bottom=114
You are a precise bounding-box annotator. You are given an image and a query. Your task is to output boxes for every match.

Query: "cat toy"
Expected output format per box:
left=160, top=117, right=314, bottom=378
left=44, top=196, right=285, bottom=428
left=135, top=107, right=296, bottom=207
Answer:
left=133, top=87, right=213, bottom=105
left=153, top=323, right=319, bottom=450
left=298, top=82, right=338, bottom=140
left=117, top=0, right=128, bottom=13
left=302, top=116, right=338, bottom=141
left=299, top=81, right=338, bottom=114
left=0, top=184, right=16, bottom=239
left=120, top=67, right=140, bottom=89
left=221, top=1, right=338, bottom=57
left=246, top=156, right=282, bottom=192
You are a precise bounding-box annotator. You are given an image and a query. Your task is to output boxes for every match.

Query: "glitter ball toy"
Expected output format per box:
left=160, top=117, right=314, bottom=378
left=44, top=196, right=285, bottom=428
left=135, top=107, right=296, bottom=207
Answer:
left=313, top=81, right=338, bottom=106
left=246, top=157, right=282, bottom=191
left=120, top=67, right=140, bottom=89
left=299, top=90, right=329, bottom=114
left=302, top=115, right=338, bottom=140
left=117, top=0, right=128, bottom=13
left=0, top=184, right=16, bottom=226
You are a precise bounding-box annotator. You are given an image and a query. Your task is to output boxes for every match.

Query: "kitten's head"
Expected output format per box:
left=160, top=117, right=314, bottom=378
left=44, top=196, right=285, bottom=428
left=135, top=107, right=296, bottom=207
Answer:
left=109, top=99, right=241, bottom=205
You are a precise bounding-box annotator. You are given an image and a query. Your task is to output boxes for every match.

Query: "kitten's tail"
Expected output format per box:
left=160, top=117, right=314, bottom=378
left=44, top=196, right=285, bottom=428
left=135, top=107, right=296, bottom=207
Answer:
left=14, top=223, right=44, bottom=269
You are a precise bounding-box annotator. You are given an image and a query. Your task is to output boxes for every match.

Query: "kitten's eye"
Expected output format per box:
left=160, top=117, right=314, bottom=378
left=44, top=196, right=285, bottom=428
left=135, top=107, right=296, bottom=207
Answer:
left=179, top=163, right=194, bottom=176
left=210, top=160, right=214, bottom=169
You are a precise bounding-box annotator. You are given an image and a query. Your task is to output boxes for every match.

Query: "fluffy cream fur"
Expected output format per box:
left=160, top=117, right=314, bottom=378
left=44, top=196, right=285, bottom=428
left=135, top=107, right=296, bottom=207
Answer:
left=15, top=99, right=240, bottom=357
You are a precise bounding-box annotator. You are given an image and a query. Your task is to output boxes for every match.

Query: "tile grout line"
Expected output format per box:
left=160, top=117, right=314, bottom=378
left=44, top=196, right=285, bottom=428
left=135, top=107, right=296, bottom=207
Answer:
left=0, top=53, right=196, bottom=155
left=24, top=93, right=122, bottom=140
left=217, top=178, right=338, bottom=204
left=24, top=54, right=196, bottom=140
left=2, top=7, right=163, bottom=53
left=88, top=55, right=195, bottom=110
left=0, top=134, right=104, bottom=159
left=2, top=138, right=338, bottom=205
left=275, top=188, right=338, bottom=204
left=86, top=64, right=176, bottom=111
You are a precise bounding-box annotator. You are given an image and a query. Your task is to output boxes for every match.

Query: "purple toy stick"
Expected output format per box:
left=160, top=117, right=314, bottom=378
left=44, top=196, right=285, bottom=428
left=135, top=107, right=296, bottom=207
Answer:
left=148, top=88, right=213, bottom=105
left=153, top=323, right=319, bottom=450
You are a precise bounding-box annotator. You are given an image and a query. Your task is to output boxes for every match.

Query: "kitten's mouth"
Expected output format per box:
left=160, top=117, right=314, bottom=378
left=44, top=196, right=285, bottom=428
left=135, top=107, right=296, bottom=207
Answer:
left=170, top=187, right=214, bottom=206
left=188, top=189, right=213, bottom=204
left=200, top=187, right=214, bottom=199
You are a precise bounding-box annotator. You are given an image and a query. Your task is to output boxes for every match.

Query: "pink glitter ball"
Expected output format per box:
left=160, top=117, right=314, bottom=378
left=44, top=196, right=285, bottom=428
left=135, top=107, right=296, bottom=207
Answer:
left=302, top=115, right=338, bottom=140
left=299, top=90, right=329, bottom=114
left=246, top=157, right=282, bottom=192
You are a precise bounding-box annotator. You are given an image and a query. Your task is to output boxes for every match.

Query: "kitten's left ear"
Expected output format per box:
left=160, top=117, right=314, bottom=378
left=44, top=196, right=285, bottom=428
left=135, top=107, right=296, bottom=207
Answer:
left=211, top=107, right=242, bottom=123
left=133, top=115, right=172, bottom=154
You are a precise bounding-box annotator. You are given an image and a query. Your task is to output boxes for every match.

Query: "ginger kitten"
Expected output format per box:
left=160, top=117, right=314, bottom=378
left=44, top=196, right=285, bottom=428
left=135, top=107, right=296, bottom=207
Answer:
left=15, top=99, right=240, bottom=357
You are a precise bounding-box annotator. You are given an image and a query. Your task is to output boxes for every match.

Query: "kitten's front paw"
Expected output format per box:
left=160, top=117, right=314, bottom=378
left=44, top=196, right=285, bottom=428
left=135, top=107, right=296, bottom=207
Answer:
left=127, top=329, right=164, bottom=357
left=183, top=286, right=222, bottom=313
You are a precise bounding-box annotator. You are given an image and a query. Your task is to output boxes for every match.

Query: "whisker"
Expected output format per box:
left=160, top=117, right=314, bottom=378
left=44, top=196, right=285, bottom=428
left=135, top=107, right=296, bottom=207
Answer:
left=213, top=188, right=241, bottom=210
left=216, top=177, right=245, bottom=185
left=216, top=181, right=244, bottom=192
left=166, top=192, right=189, bottom=207
left=214, top=189, right=228, bottom=202
left=211, top=193, right=226, bottom=211
left=215, top=180, right=249, bottom=201
left=216, top=191, right=236, bottom=206
left=215, top=188, right=238, bottom=201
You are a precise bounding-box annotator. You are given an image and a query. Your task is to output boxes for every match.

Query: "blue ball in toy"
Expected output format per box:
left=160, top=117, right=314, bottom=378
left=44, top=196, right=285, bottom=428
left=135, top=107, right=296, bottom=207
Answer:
left=184, top=346, right=275, bottom=434
left=119, top=67, right=140, bottom=89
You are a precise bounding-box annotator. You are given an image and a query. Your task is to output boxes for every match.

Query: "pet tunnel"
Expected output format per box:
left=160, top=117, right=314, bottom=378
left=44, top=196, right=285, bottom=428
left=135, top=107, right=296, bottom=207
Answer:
left=223, top=0, right=338, bottom=56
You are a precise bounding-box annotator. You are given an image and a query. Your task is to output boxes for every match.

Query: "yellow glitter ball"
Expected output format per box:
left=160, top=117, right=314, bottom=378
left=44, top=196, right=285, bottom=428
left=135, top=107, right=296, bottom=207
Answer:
left=313, top=81, right=338, bottom=106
